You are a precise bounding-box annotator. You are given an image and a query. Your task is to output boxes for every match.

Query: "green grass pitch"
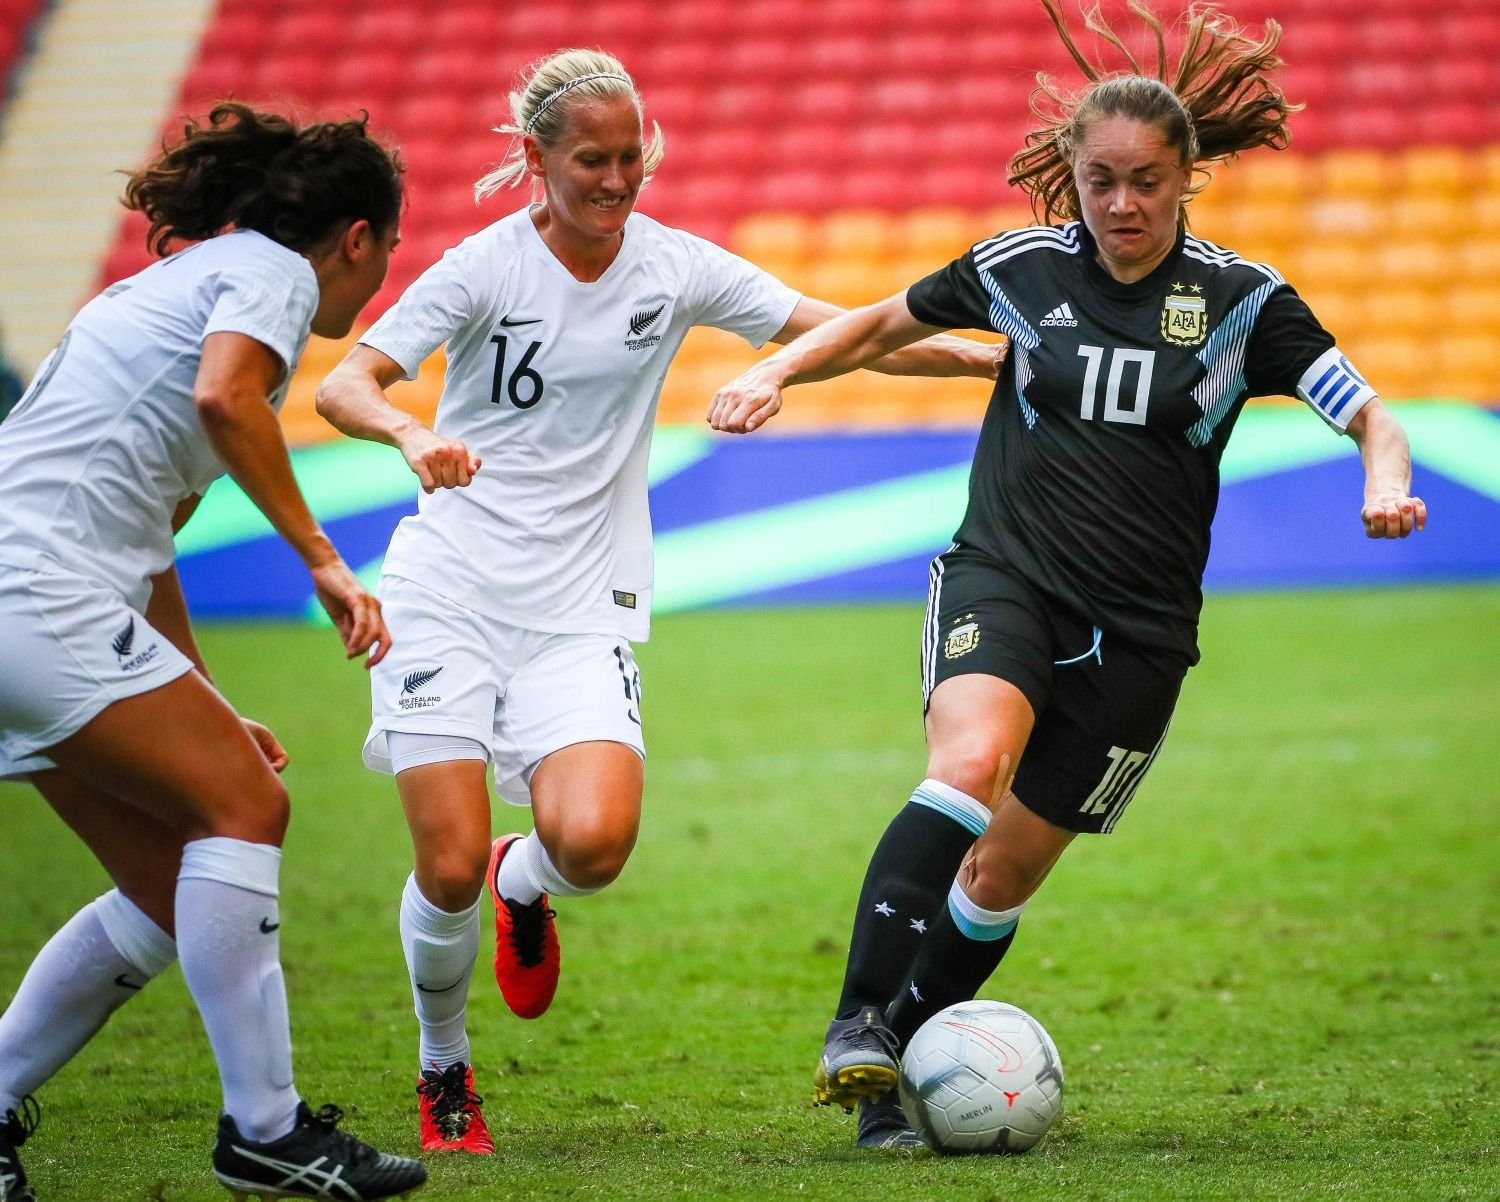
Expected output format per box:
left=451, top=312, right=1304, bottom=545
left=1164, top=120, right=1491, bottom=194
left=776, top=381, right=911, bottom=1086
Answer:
left=2, top=586, right=1496, bottom=1201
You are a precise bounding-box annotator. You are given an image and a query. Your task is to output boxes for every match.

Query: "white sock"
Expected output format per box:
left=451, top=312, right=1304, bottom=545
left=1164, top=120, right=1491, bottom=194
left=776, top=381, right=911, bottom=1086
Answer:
left=0, top=890, right=175, bottom=1113
left=176, top=837, right=300, bottom=1143
left=496, top=832, right=601, bottom=904
left=400, top=874, right=478, bottom=1071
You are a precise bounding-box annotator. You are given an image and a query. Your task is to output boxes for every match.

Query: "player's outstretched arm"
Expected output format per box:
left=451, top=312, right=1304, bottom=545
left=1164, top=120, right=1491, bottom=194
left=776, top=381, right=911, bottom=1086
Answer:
left=1346, top=399, right=1427, bottom=539
left=317, top=344, right=481, bottom=493
left=709, top=292, right=941, bottom=434
left=782, top=296, right=1004, bottom=380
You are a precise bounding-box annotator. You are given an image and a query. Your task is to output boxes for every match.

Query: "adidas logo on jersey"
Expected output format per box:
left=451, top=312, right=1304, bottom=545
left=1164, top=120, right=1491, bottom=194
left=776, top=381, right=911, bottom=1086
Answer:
left=1040, top=303, right=1079, bottom=328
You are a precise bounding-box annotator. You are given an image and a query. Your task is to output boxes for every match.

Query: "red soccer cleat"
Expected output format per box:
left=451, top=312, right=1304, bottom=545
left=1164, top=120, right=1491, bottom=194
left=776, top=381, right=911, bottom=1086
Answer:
left=487, top=834, right=561, bottom=1019
left=416, top=1062, right=494, bottom=1155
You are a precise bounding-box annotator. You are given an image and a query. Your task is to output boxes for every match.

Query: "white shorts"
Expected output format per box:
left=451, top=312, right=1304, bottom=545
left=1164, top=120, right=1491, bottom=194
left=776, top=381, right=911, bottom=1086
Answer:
left=363, top=576, right=645, bottom=806
left=0, top=561, right=195, bottom=779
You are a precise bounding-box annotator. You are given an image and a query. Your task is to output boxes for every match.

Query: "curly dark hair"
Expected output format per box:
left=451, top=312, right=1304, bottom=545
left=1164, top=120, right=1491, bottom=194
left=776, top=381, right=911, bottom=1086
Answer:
left=1008, top=0, right=1298, bottom=224
left=122, top=102, right=404, bottom=256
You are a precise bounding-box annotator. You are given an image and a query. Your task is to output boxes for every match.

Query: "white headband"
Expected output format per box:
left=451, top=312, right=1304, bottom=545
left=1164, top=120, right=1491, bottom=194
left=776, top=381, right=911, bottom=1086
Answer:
left=525, top=72, right=633, bottom=133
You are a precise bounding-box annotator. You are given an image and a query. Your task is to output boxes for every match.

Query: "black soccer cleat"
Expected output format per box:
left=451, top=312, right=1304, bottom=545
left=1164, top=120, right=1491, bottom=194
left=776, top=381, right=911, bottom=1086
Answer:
left=213, top=1101, right=426, bottom=1200
left=0, top=1096, right=39, bottom=1202
left=856, top=1090, right=926, bottom=1150
left=813, top=1006, right=901, bottom=1111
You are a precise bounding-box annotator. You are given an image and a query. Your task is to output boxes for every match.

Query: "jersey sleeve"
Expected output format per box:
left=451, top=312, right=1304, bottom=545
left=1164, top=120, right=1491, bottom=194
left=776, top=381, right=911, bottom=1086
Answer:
left=1244, top=286, right=1375, bottom=432
left=680, top=234, right=800, bottom=347
left=202, top=247, right=318, bottom=374
left=360, top=241, right=481, bottom=380
left=905, top=249, right=995, bottom=332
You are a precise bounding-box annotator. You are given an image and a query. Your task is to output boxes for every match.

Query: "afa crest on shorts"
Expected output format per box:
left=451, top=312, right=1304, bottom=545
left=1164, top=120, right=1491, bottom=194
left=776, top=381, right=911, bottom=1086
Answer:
left=1161, top=286, right=1207, bottom=347
left=944, top=620, right=980, bottom=660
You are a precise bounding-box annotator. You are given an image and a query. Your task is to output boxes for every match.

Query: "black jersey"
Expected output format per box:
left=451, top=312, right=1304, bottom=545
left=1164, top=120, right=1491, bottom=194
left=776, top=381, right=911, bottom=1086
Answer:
left=907, top=221, right=1372, bottom=665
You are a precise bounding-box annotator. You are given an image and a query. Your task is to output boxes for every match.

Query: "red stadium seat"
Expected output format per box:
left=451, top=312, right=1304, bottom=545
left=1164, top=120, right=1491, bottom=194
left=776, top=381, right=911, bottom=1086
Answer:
left=349, top=4, right=430, bottom=49
left=269, top=9, right=343, bottom=53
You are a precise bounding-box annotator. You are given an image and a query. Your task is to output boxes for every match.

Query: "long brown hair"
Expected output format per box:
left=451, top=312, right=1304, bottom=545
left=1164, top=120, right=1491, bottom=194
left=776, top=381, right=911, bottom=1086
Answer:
left=123, top=102, right=404, bottom=256
left=1008, top=0, right=1297, bottom=223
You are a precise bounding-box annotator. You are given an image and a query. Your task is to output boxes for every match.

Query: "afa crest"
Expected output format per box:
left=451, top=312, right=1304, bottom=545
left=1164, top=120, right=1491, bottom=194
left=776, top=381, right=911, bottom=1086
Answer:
left=1161, top=287, right=1207, bottom=347
left=944, top=621, right=981, bottom=660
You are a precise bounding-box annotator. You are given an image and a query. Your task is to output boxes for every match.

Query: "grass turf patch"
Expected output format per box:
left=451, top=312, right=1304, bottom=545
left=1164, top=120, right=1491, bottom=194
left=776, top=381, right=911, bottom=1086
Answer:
left=2, top=585, right=1496, bottom=1200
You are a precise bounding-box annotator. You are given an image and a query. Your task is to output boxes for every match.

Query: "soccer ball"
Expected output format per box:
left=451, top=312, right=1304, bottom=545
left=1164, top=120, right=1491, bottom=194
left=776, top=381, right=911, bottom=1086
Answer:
left=897, top=999, right=1063, bottom=1154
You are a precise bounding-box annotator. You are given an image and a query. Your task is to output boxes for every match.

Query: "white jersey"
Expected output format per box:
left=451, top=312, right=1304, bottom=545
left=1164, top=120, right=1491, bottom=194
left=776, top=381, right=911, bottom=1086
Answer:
left=360, top=207, right=800, bottom=642
left=0, top=230, right=317, bottom=610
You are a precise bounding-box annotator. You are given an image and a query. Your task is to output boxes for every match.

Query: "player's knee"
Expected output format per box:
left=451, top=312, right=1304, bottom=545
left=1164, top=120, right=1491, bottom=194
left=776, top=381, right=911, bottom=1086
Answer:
left=419, top=843, right=489, bottom=911
left=926, top=746, right=1010, bottom=810
left=553, top=820, right=637, bottom=889
left=194, top=775, right=290, bottom=845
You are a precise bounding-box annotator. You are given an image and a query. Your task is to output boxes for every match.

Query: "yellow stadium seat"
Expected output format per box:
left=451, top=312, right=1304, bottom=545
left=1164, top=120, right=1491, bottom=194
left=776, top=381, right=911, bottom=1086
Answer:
left=1362, top=288, right=1445, bottom=339
left=1395, top=146, right=1470, bottom=199
left=1316, top=149, right=1397, bottom=200
left=1302, top=195, right=1381, bottom=241
left=1375, top=241, right=1457, bottom=291
left=902, top=207, right=978, bottom=261
left=1439, top=283, right=1500, bottom=337
left=732, top=212, right=816, bottom=273
left=1284, top=240, right=1369, bottom=293
left=1456, top=238, right=1500, bottom=282
left=1475, top=145, right=1500, bottom=194
left=1387, top=196, right=1466, bottom=239
left=803, top=259, right=905, bottom=308
left=1212, top=200, right=1298, bottom=263
left=1299, top=290, right=1367, bottom=342
left=980, top=204, right=1035, bottom=238
left=1233, top=153, right=1313, bottom=204
left=1339, top=334, right=1423, bottom=401
left=1426, top=335, right=1498, bottom=400
left=821, top=209, right=899, bottom=262
left=1473, top=193, right=1500, bottom=235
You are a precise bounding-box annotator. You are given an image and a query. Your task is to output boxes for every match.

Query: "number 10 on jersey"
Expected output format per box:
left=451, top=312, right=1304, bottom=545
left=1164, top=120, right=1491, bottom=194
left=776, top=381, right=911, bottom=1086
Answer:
left=489, top=334, right=545, bottom=410
left=1076, top=345, right=1155, bottom=425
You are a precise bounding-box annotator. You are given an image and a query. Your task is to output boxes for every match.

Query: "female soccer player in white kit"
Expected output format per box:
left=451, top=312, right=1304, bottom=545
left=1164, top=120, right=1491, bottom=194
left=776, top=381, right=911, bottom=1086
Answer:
left=0, top=105, right=427, bottom=1201
left=314, top=48, right=1001, bottom=1153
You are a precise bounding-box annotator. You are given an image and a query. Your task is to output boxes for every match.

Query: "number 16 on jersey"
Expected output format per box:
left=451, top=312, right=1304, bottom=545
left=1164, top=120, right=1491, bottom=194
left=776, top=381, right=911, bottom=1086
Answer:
left=489, top=334, right=545, bottom=410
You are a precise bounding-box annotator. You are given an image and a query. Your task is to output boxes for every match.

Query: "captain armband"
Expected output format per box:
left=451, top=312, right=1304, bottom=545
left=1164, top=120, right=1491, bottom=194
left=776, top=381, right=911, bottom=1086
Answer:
left=1296, top=347, right=1376, bottom=432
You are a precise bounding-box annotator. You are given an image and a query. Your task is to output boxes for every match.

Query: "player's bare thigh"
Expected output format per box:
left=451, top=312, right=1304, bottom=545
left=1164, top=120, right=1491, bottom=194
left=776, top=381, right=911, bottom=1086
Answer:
left=924, top=673, right=1036, bottom=808
left=42, top=669, right=290, bottom=848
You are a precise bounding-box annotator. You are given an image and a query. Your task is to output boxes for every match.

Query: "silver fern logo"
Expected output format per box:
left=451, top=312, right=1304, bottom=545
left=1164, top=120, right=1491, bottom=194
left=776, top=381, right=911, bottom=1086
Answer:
left=112, top=618, right=135, bottom=658
left=629, top=304, right=665, bottom=336
left=625, top=303, right=666, bottom=351
left=401, top=667, right=444, bottom=695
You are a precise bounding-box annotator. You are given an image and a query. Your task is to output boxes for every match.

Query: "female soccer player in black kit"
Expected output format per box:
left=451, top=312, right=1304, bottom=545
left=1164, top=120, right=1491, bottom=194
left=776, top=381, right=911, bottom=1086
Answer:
left=709, top=0, right=1426, bottom=1149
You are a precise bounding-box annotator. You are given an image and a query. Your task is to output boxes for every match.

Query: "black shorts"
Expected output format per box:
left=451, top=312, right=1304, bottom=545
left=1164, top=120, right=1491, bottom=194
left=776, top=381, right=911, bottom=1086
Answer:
left=921, top=545, right=1187, bottom=835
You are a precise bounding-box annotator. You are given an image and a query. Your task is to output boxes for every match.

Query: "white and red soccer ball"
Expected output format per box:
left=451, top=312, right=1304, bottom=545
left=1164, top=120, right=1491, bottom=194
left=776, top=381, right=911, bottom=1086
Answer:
left=897, top=999, right=1064, bottom=1154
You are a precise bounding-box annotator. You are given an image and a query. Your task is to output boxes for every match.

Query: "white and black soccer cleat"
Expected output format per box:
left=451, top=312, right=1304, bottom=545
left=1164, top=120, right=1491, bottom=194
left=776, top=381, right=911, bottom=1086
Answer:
left=0, top=1096, right=39, bottom=1202
left=213, top=1101, right=426, bottom=1200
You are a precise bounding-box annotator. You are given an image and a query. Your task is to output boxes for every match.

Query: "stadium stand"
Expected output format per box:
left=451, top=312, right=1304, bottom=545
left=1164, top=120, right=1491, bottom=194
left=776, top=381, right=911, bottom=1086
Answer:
left=2, top=0, right=1496, bottom=432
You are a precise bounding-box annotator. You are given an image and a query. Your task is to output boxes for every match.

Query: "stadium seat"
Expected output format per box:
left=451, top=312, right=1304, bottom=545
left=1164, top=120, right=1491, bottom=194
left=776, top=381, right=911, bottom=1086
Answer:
left=902, top=208, right=980, bottom=262
left=732, top=212, right=815, bottom=271
left=822, top=209, right=899, bottom=263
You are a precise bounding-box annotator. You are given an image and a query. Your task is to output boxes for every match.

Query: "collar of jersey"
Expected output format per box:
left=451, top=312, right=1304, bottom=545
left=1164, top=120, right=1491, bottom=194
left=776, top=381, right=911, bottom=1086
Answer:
left=521, top=204, right=637, bottom=288
left=1076, top=221, right=1187, bottom=301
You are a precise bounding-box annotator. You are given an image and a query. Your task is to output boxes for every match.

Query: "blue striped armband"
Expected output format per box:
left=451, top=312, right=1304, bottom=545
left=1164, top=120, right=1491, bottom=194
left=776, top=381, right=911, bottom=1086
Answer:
left=1296, top=347, right=1376, bottom=431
